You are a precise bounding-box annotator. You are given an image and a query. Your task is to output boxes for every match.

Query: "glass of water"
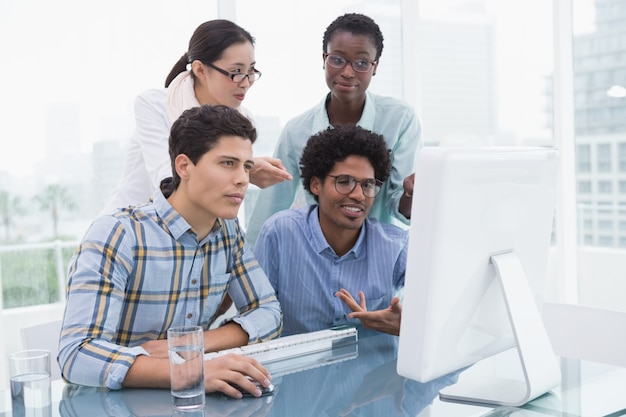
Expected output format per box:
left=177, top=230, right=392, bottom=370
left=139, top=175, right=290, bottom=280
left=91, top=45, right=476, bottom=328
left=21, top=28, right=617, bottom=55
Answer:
left=167, top=325, right=205, bottom=410
left=9, top=349, right=52, bottom=416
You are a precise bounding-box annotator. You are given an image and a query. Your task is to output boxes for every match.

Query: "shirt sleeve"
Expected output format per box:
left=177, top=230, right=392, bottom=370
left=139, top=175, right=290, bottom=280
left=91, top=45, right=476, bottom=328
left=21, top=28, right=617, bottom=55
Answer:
left=226, top=222, right=282, bottom=341
left=133, top=92, right=173, bottom=190
left=58, top=216, right=148, bottom=390
left=385, top=109, right=422, bottom=225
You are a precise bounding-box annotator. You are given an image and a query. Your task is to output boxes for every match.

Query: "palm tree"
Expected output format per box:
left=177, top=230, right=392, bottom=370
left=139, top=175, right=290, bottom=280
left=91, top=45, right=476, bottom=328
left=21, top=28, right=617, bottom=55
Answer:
left=33, top=184, right=77, bottom=239
left=0, top=190, right=25, bottom=242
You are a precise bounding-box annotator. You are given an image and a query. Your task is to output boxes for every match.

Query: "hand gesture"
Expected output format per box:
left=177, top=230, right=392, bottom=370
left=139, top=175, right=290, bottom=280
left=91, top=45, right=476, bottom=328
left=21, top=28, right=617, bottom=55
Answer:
left=250, top=156, right=293, bottom=189
left=336, top=289, right=402, bottom=336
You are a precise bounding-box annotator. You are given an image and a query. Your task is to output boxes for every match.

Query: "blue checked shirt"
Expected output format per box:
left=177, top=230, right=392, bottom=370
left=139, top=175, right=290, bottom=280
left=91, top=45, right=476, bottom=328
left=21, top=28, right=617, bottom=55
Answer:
left=253, top=206, right=407, bottom=336
left=59, top=190, right=282, bottom=389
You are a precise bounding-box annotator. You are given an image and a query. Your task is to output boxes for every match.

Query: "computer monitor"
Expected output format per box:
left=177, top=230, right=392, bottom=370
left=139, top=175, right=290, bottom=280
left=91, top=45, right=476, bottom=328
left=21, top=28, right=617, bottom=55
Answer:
left=396, top=146, right=561, bottom=407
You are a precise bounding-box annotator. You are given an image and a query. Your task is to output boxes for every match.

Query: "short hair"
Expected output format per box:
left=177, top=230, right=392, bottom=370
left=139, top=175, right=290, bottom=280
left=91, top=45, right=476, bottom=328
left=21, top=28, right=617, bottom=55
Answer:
left=322, top=13, right=384, bottom=61
left=168, top=105, right=257, bottom=190
left=165, top=19, right=255, bottom=87
left=299, top=126, right=392, bottom=201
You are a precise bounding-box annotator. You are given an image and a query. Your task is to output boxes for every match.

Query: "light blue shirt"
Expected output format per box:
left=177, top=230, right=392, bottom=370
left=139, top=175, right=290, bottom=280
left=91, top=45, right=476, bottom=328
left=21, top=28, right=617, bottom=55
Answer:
left=59, top=189, right=282, bottom=389
left=246, top=91, right=421, bottom=246
left=253, top=205, right=408, bottom=336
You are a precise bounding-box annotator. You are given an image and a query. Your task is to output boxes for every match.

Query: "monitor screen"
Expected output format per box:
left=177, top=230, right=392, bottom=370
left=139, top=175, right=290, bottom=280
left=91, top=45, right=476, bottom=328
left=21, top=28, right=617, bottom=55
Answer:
left=396, top=146, right=561, bottom=407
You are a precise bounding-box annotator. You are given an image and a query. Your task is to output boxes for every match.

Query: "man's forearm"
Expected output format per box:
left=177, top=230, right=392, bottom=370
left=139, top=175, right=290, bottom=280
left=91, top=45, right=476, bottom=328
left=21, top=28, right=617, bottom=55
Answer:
left=122, top=355, right=171, bottom=388
left=203, top=322, right=249, bottom=352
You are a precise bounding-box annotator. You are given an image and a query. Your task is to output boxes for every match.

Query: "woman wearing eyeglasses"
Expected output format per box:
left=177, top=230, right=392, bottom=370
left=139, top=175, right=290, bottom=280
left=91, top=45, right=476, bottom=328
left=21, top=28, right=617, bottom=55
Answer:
left=103, top=19, right=291, bottom=213
left=246, top=13, right=421, bottom=246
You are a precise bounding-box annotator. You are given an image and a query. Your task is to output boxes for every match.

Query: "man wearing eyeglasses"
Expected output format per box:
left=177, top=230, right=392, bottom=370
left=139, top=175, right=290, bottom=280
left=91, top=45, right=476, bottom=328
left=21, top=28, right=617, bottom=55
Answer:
left=253, top=125, right=405, bottom=337
left=246, top=12, right=421, bottom=247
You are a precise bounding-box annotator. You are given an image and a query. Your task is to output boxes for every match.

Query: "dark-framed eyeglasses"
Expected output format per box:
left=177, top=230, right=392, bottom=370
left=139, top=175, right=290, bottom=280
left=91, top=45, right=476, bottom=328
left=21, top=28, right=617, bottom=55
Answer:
left=328, top=175, right=382, bottom=198
left=205, top=62, right=262, bottom=83
left=324, top=54, right=377, bottom=73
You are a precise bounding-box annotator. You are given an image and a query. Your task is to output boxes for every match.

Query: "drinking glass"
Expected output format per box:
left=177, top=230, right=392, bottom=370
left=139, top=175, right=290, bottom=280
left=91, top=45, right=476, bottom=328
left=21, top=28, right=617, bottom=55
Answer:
left=9, top=349, right=52, bottom=417
left=167, top=325, right=205, bottom=410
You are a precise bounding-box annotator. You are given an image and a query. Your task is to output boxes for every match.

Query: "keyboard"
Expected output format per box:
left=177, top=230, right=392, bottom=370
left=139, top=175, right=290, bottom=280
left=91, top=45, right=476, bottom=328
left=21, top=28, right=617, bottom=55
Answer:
left=203, top=326, right=359, bottom=376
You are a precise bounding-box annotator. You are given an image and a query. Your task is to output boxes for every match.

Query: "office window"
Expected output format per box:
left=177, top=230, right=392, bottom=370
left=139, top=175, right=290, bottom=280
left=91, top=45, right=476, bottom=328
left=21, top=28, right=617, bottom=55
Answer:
left=578, top=180, right=592, bottom=193
left=598, top=219, right=613, bottom=230
left=597, top=201, right=613, bottom=214
left=598, top=235, right=614, bottom=246
left=619, top=143, right=626, bottom=171
left=0, top=1, right=223, bottom=308
left=579, top=200, right=593, bottom=216
left=3, top=0, right=625, bottom=340
left=596, top=143, right=612, bottom=172
left=598, top=180, right=613, bottom=193
left=577, top=144, right=592, bottom=172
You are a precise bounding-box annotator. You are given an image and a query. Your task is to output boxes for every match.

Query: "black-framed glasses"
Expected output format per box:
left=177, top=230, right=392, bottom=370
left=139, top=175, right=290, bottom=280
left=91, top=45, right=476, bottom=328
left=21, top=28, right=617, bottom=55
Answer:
left=328, top=175, right=382, bottom=198
left=205, top=62, right=262, bottom=83
left=324, top=54, right=377, bottom=73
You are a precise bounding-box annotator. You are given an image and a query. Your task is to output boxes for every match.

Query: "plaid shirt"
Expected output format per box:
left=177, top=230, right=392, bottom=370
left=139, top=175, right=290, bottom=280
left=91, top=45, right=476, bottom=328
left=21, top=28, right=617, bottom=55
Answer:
left=58, top=190, right=282, bottom=389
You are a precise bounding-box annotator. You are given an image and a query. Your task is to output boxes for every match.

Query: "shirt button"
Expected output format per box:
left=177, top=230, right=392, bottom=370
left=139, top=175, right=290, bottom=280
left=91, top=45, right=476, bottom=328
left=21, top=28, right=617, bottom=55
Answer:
left=191, top=279, right=197, bottom=285
left=187, top=313, right=192, bottom=319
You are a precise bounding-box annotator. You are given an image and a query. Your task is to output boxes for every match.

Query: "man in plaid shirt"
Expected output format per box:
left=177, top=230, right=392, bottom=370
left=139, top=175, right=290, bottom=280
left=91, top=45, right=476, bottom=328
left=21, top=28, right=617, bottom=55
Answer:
left=59, top=105, right=281, bottom=399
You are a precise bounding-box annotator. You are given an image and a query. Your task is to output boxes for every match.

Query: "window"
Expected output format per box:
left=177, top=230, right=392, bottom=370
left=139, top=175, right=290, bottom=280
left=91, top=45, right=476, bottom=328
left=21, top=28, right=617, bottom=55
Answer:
left=0, top=0, right=221, bottom=307
left=597, top=143, right=612, bottom=172
left=2, top=0, right=625, bottom=339
left=619, top=143, right=626, bottom=171
left=578, top=180, right=592, bottom=193
left=598, top=235, right=614, bottom=246
left=598, top=180, right=613, bottom=193
left=598, top=219, right=613, bottom=230
left=597, top=201, right=613, bottom=214
left=577, top=144, right=592, bottom=172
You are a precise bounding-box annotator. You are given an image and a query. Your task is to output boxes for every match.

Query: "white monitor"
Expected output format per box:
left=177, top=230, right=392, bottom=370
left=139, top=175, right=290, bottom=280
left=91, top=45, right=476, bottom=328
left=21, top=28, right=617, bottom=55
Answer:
left=396, top=146, right=561, bottom=407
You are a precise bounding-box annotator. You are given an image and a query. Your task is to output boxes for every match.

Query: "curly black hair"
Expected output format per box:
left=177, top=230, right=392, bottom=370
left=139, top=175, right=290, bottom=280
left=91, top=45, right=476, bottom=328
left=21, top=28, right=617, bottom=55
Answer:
left=322, top=13, right=384, bottom=60
left=299, top=126, right=392, bottom=200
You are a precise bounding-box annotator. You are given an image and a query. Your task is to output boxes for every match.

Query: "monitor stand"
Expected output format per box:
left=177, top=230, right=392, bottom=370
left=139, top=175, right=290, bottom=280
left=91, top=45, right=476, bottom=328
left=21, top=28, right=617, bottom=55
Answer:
left=439, top=251, right=561, bottom=407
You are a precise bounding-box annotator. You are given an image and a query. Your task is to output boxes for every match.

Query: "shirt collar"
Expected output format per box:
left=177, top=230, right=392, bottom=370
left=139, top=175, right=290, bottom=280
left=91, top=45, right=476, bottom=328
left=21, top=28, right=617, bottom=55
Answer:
left=311, top=91, right=376, bottom=132
left=306, top=205, right=367, bottom=259
left=152, top=189, right=221, bottom=242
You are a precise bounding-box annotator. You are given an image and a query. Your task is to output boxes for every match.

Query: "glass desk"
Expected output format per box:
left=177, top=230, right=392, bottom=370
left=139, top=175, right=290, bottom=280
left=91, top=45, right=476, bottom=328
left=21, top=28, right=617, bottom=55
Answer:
left=2, top=331, right=626, bottom=417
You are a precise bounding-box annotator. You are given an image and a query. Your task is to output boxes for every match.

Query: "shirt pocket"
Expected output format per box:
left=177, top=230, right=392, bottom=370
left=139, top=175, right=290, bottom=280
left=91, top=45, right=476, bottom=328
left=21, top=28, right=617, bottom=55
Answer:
left=360, top=293, right=391, bottom=312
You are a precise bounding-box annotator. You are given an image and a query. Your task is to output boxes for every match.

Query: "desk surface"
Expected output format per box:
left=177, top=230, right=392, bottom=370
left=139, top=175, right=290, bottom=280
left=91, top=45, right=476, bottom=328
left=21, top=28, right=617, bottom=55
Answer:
left=2, top=331, right=626, bottom=417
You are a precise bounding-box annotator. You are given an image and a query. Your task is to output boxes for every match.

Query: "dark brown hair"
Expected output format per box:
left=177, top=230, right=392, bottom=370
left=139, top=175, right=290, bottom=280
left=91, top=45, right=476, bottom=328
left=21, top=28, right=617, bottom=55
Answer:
left=165, top=20, right=255, bottom=87
left=167, top=105, right=257, bottom=190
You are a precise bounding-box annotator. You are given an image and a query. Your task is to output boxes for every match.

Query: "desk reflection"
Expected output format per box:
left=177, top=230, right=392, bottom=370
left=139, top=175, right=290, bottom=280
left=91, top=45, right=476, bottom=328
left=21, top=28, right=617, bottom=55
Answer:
left=58, top=332, right=459, bottom=417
